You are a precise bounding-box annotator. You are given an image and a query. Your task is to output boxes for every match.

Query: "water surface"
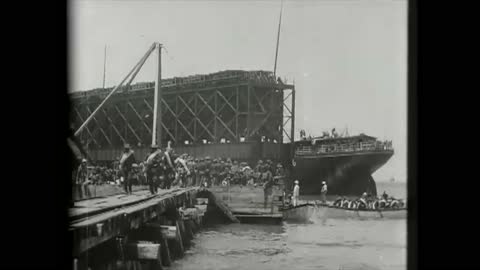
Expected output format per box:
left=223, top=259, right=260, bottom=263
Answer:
left=171, top=182, right=407, bottom=270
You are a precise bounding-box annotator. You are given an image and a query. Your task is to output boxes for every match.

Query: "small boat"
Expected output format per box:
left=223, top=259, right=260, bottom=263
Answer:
left=315, top=204, right=406, bottom=219
left=279, top=203, right=316, bottom=222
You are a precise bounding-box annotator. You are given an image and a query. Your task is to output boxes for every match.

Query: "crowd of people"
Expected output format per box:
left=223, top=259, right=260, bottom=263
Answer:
left=74, top=142, right=288, bottom=196
left=332, top=191, right=405, bottom=210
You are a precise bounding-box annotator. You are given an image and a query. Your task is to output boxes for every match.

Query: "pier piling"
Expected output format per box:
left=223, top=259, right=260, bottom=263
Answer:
left=70, top=187, right=243, bottom=269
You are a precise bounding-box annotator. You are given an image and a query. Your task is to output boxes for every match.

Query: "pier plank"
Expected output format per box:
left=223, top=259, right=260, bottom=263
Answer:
left=70, top=189, right=183, bottom=220
left=70, top=187, right=199, bottom=256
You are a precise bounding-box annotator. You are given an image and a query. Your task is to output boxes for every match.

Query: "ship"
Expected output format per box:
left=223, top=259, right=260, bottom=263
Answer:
left=292, top=132, right=394, bottom=196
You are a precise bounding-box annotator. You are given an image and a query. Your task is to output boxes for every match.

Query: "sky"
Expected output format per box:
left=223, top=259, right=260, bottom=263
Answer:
left=69, top=0, right=408, bottom=182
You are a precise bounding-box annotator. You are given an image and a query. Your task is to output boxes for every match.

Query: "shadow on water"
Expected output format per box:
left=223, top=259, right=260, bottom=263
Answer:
left=337, top=263, right=383, bottom=270
left=283, top=220, right=315, bottom=225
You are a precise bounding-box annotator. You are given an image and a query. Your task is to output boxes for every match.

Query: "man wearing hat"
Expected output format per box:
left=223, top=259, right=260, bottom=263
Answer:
left=75, top=158, right=91, bottom=197
left=145, top=144, right=163, bottom=195
left=274, top=163, right=285, bottom=184
left=266, top=160, right=273, bottom=174
left=204, top=156, right=212, bottom=187
left=174, top=153, right=190, bottom=187
left=185, top=155, right=195, bottom=187
left=162, top=144, right=177, bottom=189
left=320, top=181, right=328, bottom=204
left=210, top=158, right=219, bottom=186
left=76, top=158, right=88, bottom=185
left=255, top=160, right=263, bottom=173
left=293, top=180, right=300, bottom=206
left=262, top=165, right=274, bottom=208
left=120, top=144, right=136, bottom=194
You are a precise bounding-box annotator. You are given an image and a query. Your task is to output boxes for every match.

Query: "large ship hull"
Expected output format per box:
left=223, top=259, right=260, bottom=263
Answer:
left=293, top=150, right=393, bottom=196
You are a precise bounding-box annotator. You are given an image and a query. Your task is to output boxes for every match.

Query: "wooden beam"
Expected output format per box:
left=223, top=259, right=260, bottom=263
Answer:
left=143, top=98, right=153, bottom=111
left=175, top=221, right=185, bottom=256
left=101, top=108, right=126, bottom=144
left=217, top=116, right=236, bottom=139
left=73, top=108, right=100, bottom=147
left=194, top=94, right=197, bottom=141
left=160, top=120, right=177, bottom=143
left=159, top=234, right=172, bottom=266
left=249, top=111, right=272, bottom=138
left=113, top=82, right=293, bottom=96
left=195, top=92, right=215, bottom=116
left=283, top=103, right=293, bottom=116
left=291, top=88, right=295, bottom=145
left=85, top=106, right=113, bottom=146
left=251, top=90, right=267, bottom=113
left=114, top=105, right=142, bottom=143
left=257, top=89, right=272, bottom=112
left=160, top=98, right=188, bottom=142
left=184, top=220, right=195, bottom=241
left=175, top=96, right=178, bottom=143
left=179, top=95, right=214, bottom=140
left=175, top=94, right=195, bottom=118
left=215, top=91, right=236, bottom=115
left=194, top=94, right=217, bottom=140
left=214, top=91, right=217, bottom=141
left=127, top=101, right=152, bottom=134
left=283, top=91, right=292, bottom=102
left=196, top=93, right=236, bottom=139
left=177, top=220, right=189, bottom=248
left=152, top=43, right=163, bottom=146
left=162, top=98, right=193, bottom=141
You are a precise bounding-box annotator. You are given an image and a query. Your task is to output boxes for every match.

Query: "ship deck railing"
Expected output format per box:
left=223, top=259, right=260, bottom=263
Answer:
left=295, top=142, right=393, bottom=156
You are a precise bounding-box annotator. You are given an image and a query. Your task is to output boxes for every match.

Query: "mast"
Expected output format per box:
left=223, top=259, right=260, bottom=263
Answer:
left=273, top=0, right=283, bottom=77
left=103, top=45, right=107, bottom=89
left=152, top=43, right=162, bottom=146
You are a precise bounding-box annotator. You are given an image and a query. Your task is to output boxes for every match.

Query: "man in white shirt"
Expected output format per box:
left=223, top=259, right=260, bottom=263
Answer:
left=320, top=181, right=328, bottom=204
left=293, top=180, right=300, bottom=206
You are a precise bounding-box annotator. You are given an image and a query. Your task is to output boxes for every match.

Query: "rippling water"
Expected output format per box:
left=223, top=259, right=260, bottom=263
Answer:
left=170, top=182, right=407, bottom=270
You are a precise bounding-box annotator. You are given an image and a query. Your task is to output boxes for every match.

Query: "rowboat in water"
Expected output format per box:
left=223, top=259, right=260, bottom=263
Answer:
left=315, top=204, right=406, bottom=219
left=280, top=203, right=316, bottom=222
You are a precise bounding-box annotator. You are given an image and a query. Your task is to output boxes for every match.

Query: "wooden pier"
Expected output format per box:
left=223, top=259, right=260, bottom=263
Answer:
left=70, top=186, right=235, bottom=270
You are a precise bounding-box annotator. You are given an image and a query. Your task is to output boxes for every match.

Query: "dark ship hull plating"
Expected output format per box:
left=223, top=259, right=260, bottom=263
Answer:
left=293, top=150, right=393, bottom=196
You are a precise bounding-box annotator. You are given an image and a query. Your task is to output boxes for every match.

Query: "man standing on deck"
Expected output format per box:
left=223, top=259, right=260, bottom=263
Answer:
left=320, top=181, right=328, bottom=204
left=120, top=144, right=136, bottom=195
left=262, top=166, right=274, bottom=208
left=174, top=154, right=190, bottom=187
left=293, top=180, right=300, bottom=206
left=204, top=156, right=212, bottom=187
left=76, top=158, right=88, bottom=184
left=76, top=159, right=91, bottom=197
left=162, top=142, right=176, bottom=189
left=145, top=144, right=162, bottom=195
